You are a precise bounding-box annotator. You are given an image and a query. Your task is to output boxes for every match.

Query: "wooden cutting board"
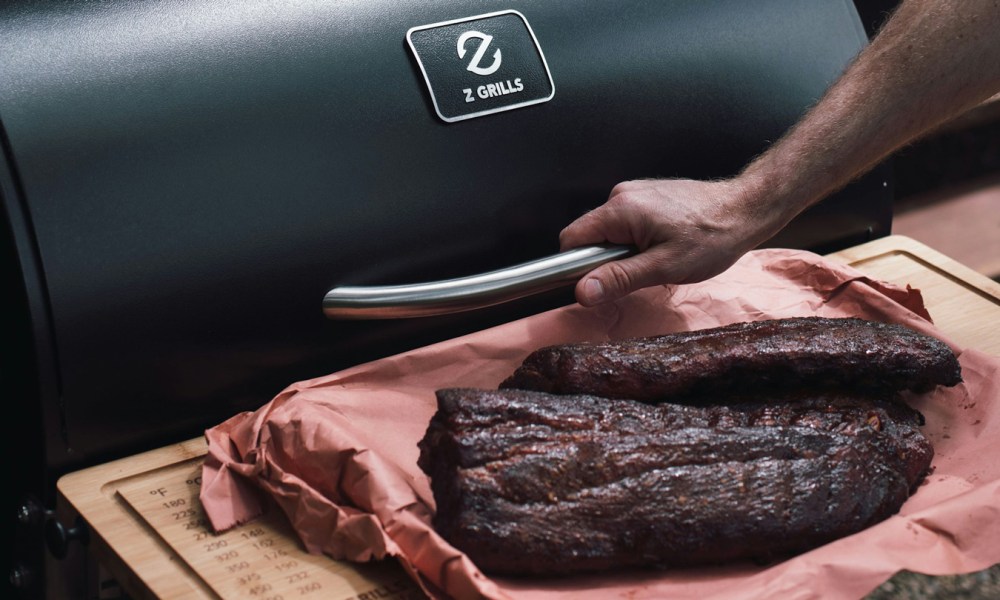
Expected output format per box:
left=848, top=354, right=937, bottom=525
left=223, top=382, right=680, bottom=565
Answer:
left=57, top=235, right=1000, bottom=599
left=56, top=439, right=422, bottom=599
left=825, top=235, right=1000, bottom=354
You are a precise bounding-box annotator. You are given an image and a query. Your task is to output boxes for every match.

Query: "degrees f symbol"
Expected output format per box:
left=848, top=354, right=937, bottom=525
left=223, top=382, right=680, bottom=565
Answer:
left=457, top=30, right=502, bottom=76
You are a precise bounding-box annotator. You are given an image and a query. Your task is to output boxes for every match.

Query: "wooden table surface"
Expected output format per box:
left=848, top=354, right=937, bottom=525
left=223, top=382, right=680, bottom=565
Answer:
left=57, top=235, right=1000, bottom=599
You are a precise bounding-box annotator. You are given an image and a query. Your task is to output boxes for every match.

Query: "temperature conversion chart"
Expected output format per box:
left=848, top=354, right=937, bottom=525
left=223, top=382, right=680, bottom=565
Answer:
left=116, top=459, right=422, bottom=599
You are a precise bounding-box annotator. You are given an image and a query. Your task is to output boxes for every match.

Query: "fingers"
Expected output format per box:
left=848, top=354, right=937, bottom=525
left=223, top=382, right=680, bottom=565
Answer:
left=560, top=180, right=655, bottom=251
left=609, top=179, right=660, bottom=197
left=561, top=182, right=668, bottom=304
left=559, top=195, right=646, bottom=251
left=574, top=248, right=676, bottom=306
left=559, top=209, right=608, bottom=250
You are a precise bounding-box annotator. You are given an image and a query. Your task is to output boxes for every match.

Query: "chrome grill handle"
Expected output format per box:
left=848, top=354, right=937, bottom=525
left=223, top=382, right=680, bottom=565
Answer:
left=323, top=244, right=634, bottom=319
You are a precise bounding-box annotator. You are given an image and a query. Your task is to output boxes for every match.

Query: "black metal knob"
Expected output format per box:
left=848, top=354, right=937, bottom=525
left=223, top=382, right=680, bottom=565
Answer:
left=44, top=516, right=89, bottom=560
left=9, top=562, right=36, bottom=590
left=16, top=495, right=53, bottom=529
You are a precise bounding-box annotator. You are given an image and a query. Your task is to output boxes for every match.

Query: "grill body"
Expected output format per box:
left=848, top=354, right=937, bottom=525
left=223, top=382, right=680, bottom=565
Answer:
left=1, top=0, right=888, bottom=522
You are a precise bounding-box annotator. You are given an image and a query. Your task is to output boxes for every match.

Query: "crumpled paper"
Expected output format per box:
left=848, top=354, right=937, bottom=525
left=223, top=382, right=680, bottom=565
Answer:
left=200, top=248, right=1000, bottom=600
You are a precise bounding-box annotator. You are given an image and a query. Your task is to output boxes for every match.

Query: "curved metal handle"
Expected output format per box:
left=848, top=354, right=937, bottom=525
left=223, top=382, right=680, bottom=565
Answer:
left=323, top=244, right=634, bottom=319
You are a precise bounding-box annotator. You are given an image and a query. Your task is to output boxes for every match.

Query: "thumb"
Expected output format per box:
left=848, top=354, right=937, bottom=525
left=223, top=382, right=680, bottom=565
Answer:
left=574, top=250, right=673, bottom=306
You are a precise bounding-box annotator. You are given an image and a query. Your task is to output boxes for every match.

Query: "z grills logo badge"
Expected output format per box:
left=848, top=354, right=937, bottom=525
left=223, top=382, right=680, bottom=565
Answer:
left=407, top=10, right=555, bottom=123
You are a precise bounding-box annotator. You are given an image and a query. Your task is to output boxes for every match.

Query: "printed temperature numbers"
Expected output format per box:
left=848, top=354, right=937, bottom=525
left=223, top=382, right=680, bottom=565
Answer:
left=116, top=461, right=420, bottom=599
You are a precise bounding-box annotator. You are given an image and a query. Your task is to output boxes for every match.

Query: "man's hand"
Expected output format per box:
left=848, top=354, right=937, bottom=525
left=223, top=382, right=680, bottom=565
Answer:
left=559, top=177, right=784, bottom=306
left=560, top=0, right=1000, bottom=308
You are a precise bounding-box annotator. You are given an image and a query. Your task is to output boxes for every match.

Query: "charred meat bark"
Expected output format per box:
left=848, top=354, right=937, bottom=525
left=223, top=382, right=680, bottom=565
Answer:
left=419, top=388, right=934, bottom=575
left=499, top=317, right=961, bottom=402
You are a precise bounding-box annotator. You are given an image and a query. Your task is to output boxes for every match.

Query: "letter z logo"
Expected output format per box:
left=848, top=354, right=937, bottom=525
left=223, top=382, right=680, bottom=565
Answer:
left=457, top=31, right=501, bottom=76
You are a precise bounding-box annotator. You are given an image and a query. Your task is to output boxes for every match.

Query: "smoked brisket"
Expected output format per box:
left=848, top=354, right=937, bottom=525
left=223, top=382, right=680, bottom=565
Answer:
left=419, top=388, right=934, bottom=575
left=499, top=317, right=962, bottom=402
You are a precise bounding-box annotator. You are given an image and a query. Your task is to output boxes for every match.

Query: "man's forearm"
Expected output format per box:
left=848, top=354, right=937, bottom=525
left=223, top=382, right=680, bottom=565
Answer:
left=739, top=0, right=1000, bottom=234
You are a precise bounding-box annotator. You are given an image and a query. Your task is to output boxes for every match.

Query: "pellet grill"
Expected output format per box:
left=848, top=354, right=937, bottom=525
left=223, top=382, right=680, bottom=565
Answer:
left=1, top=1, right=891, bottom=596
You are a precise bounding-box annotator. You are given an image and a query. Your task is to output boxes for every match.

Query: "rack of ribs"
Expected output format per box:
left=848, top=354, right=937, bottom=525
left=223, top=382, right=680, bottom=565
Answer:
left=499, top=317, right=962, bottom=402
left=419, top=387, right=935, bottom=575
